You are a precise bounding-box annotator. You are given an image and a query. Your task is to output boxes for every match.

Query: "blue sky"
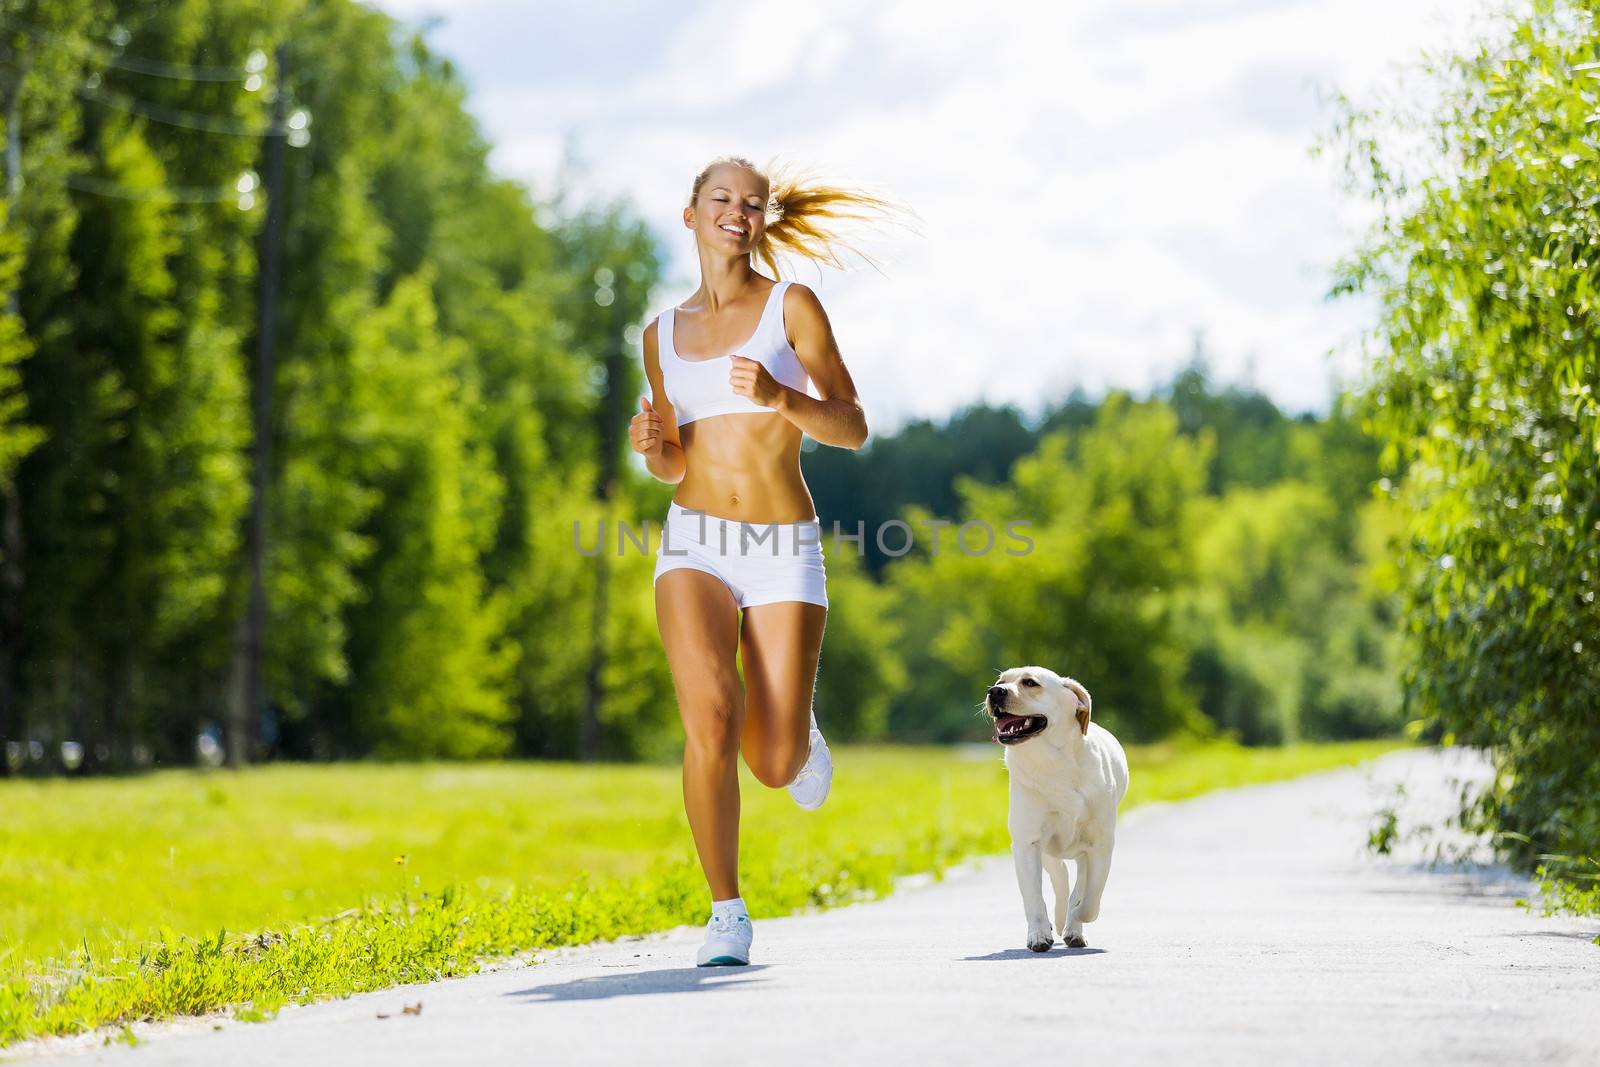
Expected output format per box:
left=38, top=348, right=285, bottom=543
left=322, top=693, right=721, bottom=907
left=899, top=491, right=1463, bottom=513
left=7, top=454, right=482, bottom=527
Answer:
left=367, top=0, right=1499, bottom=433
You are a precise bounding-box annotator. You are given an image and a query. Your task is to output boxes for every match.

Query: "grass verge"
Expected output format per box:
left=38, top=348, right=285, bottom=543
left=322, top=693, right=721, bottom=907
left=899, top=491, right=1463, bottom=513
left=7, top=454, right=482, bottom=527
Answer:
left=0, top=737, right=1409, bottom=1046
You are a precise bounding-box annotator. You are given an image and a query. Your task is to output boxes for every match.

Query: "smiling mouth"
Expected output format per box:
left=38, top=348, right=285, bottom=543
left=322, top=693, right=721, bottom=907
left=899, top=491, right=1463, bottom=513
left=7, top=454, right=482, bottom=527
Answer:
left=991, top=712, right=1047, bottom=745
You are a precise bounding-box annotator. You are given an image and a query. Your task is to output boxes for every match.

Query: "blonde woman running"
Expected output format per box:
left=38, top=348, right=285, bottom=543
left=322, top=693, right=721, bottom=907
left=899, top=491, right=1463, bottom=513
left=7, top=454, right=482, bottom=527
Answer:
left=630, top=155, right=915, bottom=967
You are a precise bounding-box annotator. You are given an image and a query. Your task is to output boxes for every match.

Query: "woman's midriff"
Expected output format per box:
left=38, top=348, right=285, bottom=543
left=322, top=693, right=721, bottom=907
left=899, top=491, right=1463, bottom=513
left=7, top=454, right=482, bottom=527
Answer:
left=673, top=412, right=819, bottom=523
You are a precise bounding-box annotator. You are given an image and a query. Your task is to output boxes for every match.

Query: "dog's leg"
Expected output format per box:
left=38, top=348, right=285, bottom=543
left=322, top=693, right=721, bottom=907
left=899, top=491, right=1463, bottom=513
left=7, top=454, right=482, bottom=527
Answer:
left=1064, top=846, right=1113, bottom=947
left=1063, top=853, right=1093, bottom=948
left=1078, top=841, right=1113, bottom=925
left=1012, top=840, right=1054, bottom=952
left=1045, top=855, right=1071, bottom=940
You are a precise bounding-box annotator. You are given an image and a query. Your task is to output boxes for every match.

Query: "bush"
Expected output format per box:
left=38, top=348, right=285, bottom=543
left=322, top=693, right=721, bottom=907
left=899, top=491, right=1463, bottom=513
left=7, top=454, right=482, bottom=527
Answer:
left=1328, top=0, right=1600, bottom=908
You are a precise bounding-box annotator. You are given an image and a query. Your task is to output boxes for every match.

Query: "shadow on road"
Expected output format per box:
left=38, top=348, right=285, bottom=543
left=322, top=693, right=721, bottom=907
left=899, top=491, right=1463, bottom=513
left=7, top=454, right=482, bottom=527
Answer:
left=1360, top=859, right=1533, bottom=902
left=505, top=965, right=770, bottom=1002
left=962, top=947, right=1107, bottom=961
left=1496, top=929, right=1600, bottom=942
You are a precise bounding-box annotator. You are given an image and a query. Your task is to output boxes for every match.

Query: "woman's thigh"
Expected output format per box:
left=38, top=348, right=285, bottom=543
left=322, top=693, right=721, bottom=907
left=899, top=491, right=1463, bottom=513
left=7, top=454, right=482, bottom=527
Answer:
left=655, top=568, right=744, bottom=746
left=738, top=600, right=828, bottom=773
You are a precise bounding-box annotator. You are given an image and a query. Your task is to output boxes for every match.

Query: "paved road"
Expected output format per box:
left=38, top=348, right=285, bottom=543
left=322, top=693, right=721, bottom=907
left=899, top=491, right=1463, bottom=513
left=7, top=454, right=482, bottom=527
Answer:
left=10, top=746, right=1599, bottom=1066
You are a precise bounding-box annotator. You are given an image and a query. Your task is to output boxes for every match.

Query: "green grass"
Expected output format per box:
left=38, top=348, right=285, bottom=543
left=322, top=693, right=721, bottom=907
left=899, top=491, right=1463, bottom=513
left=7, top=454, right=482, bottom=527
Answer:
left=0, top=737, right=1409, bottom=1047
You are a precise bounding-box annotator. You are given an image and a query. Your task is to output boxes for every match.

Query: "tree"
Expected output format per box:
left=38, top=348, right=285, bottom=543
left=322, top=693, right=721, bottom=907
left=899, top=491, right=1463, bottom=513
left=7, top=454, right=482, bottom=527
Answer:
left=884, top=393, right=1215, bottom=743
left=343, top=269, right=517, bottom=758
left=1329, top=0, right=1600, bottom=897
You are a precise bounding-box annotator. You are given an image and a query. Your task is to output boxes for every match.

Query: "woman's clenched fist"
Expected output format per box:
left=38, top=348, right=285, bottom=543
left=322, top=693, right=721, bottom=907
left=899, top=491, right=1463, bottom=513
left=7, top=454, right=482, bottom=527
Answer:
left=630, top=395, right=664, bottom=456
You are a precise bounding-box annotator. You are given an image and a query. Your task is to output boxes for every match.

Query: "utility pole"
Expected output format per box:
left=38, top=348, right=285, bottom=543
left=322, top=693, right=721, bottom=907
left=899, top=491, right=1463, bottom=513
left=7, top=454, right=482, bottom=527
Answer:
left=0, top=39, right=31, bottom=775
left=230, top=43, right=287, bottom=768
left=581, top=271, right=630, bottom=761
left=581, top=494, right=610, bottom=761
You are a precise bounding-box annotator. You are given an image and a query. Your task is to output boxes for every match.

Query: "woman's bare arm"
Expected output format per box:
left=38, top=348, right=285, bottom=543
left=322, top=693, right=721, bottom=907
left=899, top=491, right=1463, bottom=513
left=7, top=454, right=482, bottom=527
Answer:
left=739, top=283, right=868, bottom=450
left=635, top=318, right=687, bottom=483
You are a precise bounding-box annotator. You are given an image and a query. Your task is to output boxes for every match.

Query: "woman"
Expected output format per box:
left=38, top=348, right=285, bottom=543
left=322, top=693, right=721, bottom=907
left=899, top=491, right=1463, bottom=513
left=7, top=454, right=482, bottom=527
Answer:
left=629, top=155, right=915, bottom=967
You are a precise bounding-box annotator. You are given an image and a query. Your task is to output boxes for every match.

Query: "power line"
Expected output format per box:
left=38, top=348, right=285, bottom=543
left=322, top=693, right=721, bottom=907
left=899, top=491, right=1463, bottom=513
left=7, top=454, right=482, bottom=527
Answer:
left=76, top=81, right=276, bottom=137
left=0, top=54, right=308, bottom=140
left=2, top=16, right=265, bottom=82
left=61, top=171, right=252, bottom=204
left=103, top=46, right=264, bottom=84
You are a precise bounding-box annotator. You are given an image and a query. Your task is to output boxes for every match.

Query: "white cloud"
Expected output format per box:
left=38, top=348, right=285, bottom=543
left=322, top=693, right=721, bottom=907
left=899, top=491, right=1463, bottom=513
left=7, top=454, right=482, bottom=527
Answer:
left=369, top=0, right=1504, bottom=430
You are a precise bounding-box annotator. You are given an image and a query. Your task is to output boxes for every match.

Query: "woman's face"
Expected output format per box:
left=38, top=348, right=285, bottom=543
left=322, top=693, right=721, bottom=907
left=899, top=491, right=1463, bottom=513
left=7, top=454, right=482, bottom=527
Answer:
left=689, top=166, right=769, bottom=254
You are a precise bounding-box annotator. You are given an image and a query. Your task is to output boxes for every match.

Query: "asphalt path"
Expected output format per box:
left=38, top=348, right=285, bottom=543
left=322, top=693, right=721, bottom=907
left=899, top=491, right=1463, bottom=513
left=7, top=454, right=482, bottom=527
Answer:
left=9, top=745, right=1599, bottom=1065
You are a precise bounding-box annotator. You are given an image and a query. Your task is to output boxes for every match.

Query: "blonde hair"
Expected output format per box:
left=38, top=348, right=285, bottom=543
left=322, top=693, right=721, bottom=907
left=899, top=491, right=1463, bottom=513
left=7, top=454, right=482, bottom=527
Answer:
left=687, top=154, right=923, bottom=279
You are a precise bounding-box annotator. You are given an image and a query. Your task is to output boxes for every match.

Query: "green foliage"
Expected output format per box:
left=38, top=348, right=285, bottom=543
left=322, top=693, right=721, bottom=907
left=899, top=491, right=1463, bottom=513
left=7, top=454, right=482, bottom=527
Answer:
left=3, top=0, right=1404, bottom=771
left=883, top=393, right=1214, bottom=742
left=342, top=270, right=518, bottom=758
left=1528, top=858, right=1600, bottom=922
left=2, top=0, right=664, bottom=765
left=815, top=542, right=906, bottom=741
left=1329, top=0, right=1600, bottom=909
left=0, top=739, right=1407, bottom=1046
left=1177, top=484, right=1405, bottom=744
left=796, top=352, right=1405, bottom=749
left=1369, top=804, right=1401, bottom=856
left=0, top=197, right=46, bottom=500
left=804, top=402, right=1043, bottom=575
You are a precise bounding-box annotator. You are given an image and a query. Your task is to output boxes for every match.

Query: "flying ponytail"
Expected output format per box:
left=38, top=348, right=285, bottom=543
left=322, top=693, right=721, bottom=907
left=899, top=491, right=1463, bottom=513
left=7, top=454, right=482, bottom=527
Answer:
left=687, top=154, right=923, bottom=279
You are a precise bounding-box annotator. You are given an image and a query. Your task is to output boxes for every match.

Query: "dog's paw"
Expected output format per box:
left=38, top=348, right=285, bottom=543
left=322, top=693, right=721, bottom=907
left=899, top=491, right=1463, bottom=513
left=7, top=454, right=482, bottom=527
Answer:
left=1063, top=932, right=1088, bottom=949
left=1026, top=927, right=1055, bottom=953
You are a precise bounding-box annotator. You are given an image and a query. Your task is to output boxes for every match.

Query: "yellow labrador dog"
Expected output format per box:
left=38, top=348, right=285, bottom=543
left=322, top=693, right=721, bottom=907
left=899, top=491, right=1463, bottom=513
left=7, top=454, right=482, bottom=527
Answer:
left=986, top=666, right=1130, bottom=951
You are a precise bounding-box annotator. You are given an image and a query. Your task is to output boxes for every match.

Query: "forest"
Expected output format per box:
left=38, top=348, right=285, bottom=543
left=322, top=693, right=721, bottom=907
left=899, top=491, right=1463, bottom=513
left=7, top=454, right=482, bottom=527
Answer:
left=0, top=1, right=1411, bottom=773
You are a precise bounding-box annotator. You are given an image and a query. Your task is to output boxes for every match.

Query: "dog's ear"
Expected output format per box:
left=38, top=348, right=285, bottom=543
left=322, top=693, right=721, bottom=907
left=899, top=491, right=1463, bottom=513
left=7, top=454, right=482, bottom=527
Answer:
left=1062, top=677, right=1091, bottom=735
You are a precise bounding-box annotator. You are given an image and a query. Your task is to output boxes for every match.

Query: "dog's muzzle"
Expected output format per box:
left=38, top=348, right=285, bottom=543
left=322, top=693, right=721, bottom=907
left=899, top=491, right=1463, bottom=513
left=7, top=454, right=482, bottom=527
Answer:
left=987, top=686, right=1047, bottom=745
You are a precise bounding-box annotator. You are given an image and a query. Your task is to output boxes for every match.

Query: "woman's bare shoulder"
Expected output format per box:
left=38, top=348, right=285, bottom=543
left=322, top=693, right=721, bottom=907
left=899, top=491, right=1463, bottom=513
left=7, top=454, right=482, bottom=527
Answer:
left=782, top=280, right=830, bottom=322
left=782, top=281, right=834, bottom=339
left=642, top=315, right=661, bottom=369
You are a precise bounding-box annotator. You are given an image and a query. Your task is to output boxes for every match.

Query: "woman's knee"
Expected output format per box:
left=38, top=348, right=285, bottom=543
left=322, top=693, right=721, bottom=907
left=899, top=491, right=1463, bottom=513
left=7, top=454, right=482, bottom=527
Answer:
left=680, top=683, right=743, bottom=758
left=748, top=734, right=808, bottom=788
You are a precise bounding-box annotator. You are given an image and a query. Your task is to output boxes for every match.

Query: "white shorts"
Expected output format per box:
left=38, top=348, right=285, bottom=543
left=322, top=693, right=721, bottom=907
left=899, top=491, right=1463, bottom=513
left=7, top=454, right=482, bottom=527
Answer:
left=652, top=501, right=829, bottom=610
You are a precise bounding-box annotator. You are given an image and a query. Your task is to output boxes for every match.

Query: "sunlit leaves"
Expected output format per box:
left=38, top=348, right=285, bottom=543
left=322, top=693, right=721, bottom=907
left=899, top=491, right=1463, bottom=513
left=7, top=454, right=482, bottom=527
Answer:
left=1332, top=0, right=1600, bottom=900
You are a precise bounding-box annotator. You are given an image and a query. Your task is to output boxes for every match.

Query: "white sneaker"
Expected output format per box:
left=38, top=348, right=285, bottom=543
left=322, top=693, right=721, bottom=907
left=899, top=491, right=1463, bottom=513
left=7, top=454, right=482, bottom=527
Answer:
left=786, top=728, right=833, bottom=810
left=695, top=911, right=753, bottom=966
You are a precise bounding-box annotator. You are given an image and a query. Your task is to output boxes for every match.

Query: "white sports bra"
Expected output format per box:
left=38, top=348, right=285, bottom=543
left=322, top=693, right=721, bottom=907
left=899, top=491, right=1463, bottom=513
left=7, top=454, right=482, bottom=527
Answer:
left=657, top=279, right=812, bottom=425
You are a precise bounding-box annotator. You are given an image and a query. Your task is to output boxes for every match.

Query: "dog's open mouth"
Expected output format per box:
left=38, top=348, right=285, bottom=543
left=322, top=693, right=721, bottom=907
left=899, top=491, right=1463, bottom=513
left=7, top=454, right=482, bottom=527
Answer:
left=991, top=713, right=1047, bottom=745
